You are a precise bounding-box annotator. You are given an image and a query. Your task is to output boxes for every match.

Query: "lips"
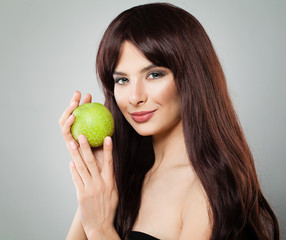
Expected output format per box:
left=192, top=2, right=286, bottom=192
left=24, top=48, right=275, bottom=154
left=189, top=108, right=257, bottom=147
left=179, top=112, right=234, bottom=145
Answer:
left=130, top=110, right=157, bottom=123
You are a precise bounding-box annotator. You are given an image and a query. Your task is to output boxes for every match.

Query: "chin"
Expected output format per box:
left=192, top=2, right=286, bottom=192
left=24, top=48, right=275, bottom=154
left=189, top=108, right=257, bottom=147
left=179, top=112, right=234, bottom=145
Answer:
left=125, top=117, right=163, bottom=136
left=132, top=124, right=162, bottom=137
left=127, top=123, right=153, bottom=136
left=134, top=128, right=154, bottom=136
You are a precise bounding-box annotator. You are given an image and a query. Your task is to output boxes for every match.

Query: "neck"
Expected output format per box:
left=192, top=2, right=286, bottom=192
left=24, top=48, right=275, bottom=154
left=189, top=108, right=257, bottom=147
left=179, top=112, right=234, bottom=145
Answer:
left=150, top=120, right=189, bottom=173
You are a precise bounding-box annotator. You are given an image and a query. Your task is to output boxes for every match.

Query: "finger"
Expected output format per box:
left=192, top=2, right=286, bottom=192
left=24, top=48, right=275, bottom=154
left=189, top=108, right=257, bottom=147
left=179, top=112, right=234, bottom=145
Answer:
left=59, top=98, right=79, bottom=128
left=69, top=160, right=84, bottom=193
left=78, top=135, right=100, bottom=179
left=59, top=91, right=81, bottom=127
left=102, top=137, right=114, bottom=183
left=62, top=114, right=76, bottom=140
left=69, top=90, right=81, bottom=105
left=82, top=93, right=92, bottom=104
left=69, top=140, right=91, bottom=186
left=93, top=146, right=104, bottom=172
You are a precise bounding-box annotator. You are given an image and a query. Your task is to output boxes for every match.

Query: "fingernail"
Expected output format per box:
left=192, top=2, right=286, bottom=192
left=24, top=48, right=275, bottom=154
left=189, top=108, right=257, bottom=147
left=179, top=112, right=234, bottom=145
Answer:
left=73, top=91, right=78, bottom=97
left=69, top=141, right=77, bottom=150
left=78, top=135, right=87, bottom=144
left=70, top=161, right=75, bottom=167
left=105, top=136, right=112, bottom=145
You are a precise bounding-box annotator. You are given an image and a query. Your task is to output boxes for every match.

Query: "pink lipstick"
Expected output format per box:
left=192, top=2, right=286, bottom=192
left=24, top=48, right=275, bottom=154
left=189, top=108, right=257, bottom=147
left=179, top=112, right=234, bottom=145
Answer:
left=130, top=110, right=156, bottom=123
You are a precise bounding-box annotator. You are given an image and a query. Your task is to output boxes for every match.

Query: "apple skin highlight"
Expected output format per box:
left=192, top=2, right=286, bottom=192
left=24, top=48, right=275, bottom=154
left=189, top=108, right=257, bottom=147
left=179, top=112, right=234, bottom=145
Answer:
left=71, top=103, right=114, bottom=147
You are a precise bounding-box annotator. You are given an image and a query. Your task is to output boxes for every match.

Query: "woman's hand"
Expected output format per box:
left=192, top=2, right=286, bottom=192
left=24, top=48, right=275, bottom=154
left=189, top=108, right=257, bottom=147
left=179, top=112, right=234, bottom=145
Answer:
left=69, top=135, right=118, bottom=239
left=59, top=91, right=104, bottom=170
left=59, top=91, right=90, bottom=156
left=59, top=91, right=119, bottom=239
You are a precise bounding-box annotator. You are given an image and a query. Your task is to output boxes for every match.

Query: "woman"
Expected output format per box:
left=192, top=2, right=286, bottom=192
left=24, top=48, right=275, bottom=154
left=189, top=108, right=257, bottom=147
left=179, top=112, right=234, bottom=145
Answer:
left=59, top=3, right=280, bottom=240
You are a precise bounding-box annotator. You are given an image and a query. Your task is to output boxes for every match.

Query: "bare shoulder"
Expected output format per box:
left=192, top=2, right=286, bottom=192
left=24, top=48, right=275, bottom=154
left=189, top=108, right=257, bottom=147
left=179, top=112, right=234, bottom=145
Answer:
left=179, top=177, right=213, bottom=240
left=133, top=163, right=212, bottom=239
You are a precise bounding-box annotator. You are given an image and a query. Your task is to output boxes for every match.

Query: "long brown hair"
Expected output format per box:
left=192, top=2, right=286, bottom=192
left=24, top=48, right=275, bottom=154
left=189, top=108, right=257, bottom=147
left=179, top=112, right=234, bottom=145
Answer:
left=96, top=3, right=280, bottom=239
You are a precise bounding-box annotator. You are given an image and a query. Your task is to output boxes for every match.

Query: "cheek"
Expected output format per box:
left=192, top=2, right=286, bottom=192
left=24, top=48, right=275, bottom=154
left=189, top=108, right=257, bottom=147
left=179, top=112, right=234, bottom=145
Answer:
left=150, top=79, right=179, bottom=105
left=114, top=87, right=127, bottom=112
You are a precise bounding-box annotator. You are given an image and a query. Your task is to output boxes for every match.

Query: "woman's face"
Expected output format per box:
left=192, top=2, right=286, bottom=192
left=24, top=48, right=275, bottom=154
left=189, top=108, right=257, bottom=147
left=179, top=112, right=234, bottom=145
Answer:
left=113, top=41, right=181, bottom=136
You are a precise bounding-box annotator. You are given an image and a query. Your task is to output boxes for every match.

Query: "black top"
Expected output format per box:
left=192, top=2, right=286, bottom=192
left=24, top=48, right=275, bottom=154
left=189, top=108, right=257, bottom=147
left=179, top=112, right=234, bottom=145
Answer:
left=129, top=231, right=160, bottom=240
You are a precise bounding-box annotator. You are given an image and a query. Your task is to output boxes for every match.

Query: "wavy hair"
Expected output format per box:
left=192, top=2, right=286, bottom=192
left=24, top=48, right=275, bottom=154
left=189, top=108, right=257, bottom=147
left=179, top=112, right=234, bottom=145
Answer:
left=96, top=3, right=280, bottom=240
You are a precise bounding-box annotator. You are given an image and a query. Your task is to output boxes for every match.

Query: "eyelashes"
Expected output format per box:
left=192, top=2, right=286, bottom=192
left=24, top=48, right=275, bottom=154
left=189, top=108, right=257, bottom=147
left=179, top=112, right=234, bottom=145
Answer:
left=148, top=72, right=165, bottom=79
left=114, top=77, right=129, bottom=85
left=114, top=71, right=166, bottom=85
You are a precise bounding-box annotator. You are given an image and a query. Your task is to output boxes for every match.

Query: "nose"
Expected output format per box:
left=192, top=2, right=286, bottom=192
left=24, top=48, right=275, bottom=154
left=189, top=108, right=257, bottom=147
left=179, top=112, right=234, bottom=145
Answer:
left=128, top=79, right=147, bottom=106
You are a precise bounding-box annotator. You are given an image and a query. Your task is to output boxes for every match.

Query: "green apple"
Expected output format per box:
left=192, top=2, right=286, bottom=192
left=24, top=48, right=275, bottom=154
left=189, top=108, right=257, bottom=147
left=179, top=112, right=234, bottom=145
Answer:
left=71, top=102, right=114, bottom=147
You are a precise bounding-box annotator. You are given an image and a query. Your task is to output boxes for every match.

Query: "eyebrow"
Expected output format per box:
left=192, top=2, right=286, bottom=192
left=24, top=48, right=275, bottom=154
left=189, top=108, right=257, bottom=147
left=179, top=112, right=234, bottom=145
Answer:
left=113, top=64, right=158, bottom=76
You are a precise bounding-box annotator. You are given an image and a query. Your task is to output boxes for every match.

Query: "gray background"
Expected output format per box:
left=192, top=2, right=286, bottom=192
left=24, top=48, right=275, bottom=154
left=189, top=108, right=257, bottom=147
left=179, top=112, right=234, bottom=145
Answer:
left=0, top=0, right=285, bottom=239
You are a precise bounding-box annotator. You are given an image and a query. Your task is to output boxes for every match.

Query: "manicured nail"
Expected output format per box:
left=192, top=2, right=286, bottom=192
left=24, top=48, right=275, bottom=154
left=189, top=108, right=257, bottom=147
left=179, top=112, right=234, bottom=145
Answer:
left=69, top=141, right=77, bottom=150
left=105, top=136, right=112, bottom=145
left=78, top=135, right=87, bottom=144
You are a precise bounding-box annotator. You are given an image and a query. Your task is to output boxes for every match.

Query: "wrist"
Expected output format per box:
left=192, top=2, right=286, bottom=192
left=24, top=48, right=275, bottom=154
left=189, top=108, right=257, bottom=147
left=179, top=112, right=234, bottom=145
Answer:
left=87, top=227, right=120, bottom=240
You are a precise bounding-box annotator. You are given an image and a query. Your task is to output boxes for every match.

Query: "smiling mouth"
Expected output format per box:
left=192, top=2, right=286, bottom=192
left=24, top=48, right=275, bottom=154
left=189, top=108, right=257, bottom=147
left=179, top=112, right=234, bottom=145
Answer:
left=130, top=110, right=157, bottom=123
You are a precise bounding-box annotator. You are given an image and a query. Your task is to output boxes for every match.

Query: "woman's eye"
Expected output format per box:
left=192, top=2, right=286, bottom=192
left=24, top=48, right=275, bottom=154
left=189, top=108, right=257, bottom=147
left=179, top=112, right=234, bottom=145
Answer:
left=114, top=77, right=129, bottom=85
left=148, top=72, right=164, bottom=79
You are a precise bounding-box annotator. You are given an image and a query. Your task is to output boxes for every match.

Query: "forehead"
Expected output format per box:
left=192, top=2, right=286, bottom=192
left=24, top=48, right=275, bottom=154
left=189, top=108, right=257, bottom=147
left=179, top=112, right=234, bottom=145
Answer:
left=115, top=41, right=153, bottom=72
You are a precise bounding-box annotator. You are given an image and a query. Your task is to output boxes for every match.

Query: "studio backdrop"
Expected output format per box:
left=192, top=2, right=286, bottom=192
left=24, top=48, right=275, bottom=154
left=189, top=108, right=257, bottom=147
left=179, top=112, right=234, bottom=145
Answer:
left=0, top=0, right=285, bottom=239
